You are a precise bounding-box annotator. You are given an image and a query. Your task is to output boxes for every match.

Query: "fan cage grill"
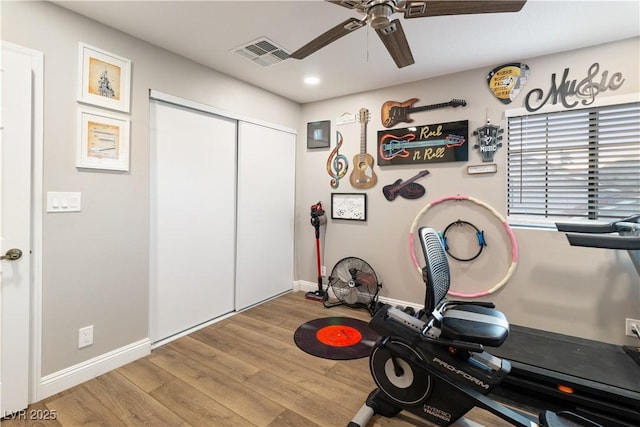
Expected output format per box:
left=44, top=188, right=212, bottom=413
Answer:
left=331, top=281, right=376, bottom=305
left=326, top=257, right=381, bottom=314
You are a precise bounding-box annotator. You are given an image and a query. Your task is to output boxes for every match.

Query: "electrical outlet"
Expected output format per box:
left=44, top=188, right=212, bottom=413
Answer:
left=626, top=318, right=640, bottom=337
left=321, top=265, right=326, bottom=276
left=78, top=325, right=94, bottom=348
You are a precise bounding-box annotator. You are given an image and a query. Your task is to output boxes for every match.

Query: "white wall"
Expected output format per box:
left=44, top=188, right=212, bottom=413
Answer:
left=1, top=1, right=638, bottom=400
left=1, top=0, right=300, bottom=379
left=295, top=37, right=640, bottom=346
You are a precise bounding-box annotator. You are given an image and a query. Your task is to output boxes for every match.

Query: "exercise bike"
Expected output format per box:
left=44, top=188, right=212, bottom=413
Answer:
left=349, top=227, right=601, bottom=427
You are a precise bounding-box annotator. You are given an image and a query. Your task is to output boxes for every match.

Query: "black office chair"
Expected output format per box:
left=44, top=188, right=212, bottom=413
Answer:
left=349, top=227, right=600, bottom=427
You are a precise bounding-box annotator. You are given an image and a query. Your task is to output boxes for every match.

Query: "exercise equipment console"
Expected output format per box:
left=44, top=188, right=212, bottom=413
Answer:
left=490, top=215, right=640, bottom=426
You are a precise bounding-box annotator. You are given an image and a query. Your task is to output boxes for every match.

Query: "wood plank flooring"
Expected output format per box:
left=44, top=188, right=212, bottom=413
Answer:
left=2, top=292, right=523, bottom=427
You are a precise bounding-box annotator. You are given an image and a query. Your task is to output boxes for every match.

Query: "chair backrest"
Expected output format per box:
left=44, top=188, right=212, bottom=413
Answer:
left=418, top=227, right=451, bottom=313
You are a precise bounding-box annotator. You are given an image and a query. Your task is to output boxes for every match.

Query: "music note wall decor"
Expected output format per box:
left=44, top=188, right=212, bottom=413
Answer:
left=326, top=131, right=349, bottom=188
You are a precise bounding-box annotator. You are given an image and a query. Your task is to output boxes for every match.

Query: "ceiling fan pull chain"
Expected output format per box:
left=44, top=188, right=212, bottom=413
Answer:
left=366, top=25, right=370, bottom=63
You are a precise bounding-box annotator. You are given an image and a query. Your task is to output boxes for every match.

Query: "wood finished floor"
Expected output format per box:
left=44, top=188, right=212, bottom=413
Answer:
left=2, top=292, right=520, bottom=427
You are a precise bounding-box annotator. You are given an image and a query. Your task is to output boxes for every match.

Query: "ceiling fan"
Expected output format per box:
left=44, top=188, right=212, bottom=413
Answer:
left=290, top=1, right=527, bottom=68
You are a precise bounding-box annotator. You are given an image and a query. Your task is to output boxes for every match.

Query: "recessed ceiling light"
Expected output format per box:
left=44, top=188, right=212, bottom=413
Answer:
left=304, top=76, right=320, bottom=85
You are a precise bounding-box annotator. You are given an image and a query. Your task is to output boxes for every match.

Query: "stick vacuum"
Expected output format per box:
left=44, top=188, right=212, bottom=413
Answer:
left=305, top=201, right=327, bottom=301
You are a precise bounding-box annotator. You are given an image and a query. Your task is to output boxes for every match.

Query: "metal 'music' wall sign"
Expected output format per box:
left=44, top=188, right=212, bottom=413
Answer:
left=377, top=120, right=468, bottom=166
left=524, top=62, right=625, bottom=112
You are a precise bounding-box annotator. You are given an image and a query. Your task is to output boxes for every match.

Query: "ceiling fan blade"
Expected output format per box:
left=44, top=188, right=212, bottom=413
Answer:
left=290, top=17, right=366, bottom=60
left=326, top=0, right=366, bottom=12
left=403, top=1, right=527, bottom=18
left=375, top=19, right=414, bottom=68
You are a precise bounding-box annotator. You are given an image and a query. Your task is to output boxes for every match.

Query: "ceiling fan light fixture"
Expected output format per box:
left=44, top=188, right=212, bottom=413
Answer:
left=369, top=4, right=393, bottom=29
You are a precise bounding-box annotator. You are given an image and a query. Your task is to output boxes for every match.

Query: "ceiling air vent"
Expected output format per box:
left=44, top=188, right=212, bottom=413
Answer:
left=232, top=37, right=290, bottom=67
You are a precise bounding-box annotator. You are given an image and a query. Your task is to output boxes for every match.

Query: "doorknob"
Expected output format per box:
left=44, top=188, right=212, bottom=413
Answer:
left=1, top=248, right=23, bottom=261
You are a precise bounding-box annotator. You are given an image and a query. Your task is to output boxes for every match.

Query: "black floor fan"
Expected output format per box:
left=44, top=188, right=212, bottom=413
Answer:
left=305, top=202, right=327, bottom=301
left=324, top=257, right=381, bottom=315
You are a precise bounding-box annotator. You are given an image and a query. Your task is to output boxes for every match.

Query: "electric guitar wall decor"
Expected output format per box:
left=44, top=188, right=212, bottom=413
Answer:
left=383, top=169, right=430, bottom=201
left=349, top=108, right=377, bottom=189
left=381, top=98, right=467, bottom=128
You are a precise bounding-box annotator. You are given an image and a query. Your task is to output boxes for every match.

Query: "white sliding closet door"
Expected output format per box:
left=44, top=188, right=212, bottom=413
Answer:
left=236, top=122, right=295, bottom=310
left=150, top=100, right=236, bottom=343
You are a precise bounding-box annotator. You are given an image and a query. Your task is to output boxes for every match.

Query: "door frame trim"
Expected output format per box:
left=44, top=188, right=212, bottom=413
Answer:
left=31, top=43, right=44, bottom=405
left=2, top=41, right=45, bottom=404
left=149, top=90, right=296, bottom=135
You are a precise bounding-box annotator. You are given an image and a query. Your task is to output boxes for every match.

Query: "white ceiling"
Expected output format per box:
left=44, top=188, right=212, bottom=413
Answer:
left=53, top=0, right=640, bottom=104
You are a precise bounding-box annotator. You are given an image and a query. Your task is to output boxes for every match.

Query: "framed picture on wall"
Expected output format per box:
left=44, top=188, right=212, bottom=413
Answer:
left=331, top=193, right=367, bottom=221
left=77, top=109, right=130, bottom=171
left=307, top=120, right=331, bottom=148
left=77, top=42, right=131, bottom=113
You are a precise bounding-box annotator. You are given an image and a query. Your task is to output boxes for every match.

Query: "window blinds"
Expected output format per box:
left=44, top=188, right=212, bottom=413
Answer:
left=507, top=102, right=640, bottom=221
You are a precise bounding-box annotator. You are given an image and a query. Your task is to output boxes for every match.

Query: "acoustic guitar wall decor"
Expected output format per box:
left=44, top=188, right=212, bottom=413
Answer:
left=381, top=98, right=466, bottom=128
left=349, top=108, right=377, bottom=189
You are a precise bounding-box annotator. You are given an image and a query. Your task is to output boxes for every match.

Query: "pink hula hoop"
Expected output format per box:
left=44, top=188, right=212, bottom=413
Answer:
left=409, top=195, right=518, bottom=298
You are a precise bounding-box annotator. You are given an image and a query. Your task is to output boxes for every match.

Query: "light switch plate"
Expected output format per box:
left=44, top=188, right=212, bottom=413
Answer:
left=47, top=192, right=82, bottom=212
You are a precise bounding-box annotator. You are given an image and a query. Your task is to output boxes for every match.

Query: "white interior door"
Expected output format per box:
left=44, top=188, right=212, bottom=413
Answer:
left=150, top=100, right=237, bottom=344
left=236, top=122, right=295, bottom=310
left=1, top=43, right=34, bottom=415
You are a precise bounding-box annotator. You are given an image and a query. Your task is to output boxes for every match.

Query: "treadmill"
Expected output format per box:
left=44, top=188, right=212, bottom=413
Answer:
left=491, top=215, right=640, bottom=427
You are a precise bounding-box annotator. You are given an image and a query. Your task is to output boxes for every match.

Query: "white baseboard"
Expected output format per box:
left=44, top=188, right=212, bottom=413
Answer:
left=293, top=280, right=316, bottom=293
left=35, top=283, right=421, bottom=402
left=293, top=280, right=317, bottom=293
left=38, top=338, right=150, bottom=401
left=293, top=280, right=422, bottom=312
